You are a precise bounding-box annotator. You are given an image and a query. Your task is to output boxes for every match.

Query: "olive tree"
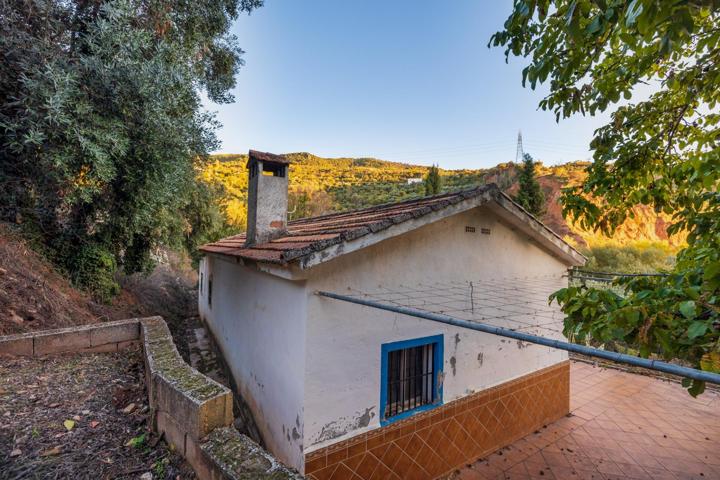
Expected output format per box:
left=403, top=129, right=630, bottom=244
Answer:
left=0, top=0, right=261, bottom=299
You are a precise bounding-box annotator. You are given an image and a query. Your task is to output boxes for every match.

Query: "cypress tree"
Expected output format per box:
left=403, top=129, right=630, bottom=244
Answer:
left=424, top=164, right=441, bottom=196
left=514, top=154, right=545, bottom=216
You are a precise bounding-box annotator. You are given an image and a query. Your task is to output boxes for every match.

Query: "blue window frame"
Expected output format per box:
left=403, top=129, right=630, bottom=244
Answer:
left=380, top=335, right=443, bottom=425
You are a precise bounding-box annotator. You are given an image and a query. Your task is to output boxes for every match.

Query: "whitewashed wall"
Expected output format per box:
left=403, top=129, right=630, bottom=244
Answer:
left=303, top=206, right=570, bottom=452
left=198, top=256, right=307, bottom=470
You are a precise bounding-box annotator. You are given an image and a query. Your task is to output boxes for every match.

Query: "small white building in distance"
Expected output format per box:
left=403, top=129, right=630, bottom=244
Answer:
left=407, top=177, right=423, bottom=184
left=198, top=150, right=585, bottom=479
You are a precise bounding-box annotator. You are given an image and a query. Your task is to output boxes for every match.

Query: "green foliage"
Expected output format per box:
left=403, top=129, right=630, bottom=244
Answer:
left=201, top=153, right=485, bottom=223
left=288, top=187, right=334, bottom=221
left=69, top=243, right=120, bottom=303
left=493, top=0, right=720, bottom=394
left=581, top=241, right=677, bottom=274
left=180, top=177, right=238, bottom=267
left=127, top=432, right=146, bottom=449
left=424, top=164, right=442, bottom=196
left=514, top=153, right=545, bottom=216
left=153, top=457, right=168, bottom=478
left=0, top=0, right=261, bottom=299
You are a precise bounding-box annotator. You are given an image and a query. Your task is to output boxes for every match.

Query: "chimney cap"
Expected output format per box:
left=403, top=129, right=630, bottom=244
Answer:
left=247, top=149, right=291, bottom=168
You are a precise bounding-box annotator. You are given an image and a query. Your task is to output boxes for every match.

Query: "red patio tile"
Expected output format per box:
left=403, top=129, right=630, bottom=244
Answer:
left=541, top=451, right=572, bottom=469
left=657, top=457, right=714, bottom=476
left=640, top=467, right=677, bottom=480
left=595, top=460, right=623, bottom=476
left=624, top=451, right=663, bottom=469
left=447, top=361, right=720, bottom=480
left=615, top=462, right=652, bottom=479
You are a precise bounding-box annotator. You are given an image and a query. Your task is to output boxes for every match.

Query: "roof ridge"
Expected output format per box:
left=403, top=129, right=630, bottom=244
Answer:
left=288, top=184, right=496, bottom=226
left=198, top=182, right=586, bottom=268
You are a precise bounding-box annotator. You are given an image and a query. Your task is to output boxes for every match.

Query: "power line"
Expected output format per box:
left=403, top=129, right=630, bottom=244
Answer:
left=372, top=135, right=592, bottom=165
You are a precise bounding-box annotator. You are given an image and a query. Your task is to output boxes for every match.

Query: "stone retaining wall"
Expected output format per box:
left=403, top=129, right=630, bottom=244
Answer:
left=0, top=318, right=140, bottom=356
left=0, top=317, right=299, bottom=480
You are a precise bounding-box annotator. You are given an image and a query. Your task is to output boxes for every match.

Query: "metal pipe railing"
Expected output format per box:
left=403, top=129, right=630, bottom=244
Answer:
left=569, top=275, right=619, bottom=283
left=570, top=269, right=669, bottom=278
left=316, top=290, right=720, bottom=386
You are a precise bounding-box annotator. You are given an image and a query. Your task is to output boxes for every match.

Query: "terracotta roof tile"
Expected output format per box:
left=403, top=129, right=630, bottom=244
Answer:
left=200, top=186, right=495, bottom=265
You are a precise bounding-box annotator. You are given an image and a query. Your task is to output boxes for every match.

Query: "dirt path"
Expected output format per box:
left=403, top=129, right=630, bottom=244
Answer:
left=0, top=348, right=195, bottom=480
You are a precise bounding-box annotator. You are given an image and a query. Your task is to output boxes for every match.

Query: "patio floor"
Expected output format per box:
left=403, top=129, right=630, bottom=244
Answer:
left=452, top=360, right=720, bottom=480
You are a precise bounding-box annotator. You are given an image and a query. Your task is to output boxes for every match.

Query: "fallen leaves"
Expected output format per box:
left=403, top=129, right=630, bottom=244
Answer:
left=41, top=445, right=62, bottom=457
left=1, top=340, right=193, bottom=478
left=126, top=433, right=146, bottom=448
left=122, top=403, right=136, bottom=414
left=9, top=310, right=24, bottom=325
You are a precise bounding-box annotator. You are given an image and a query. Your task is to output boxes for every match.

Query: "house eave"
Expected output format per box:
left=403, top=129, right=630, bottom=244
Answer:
left=489, top=192, right=586, bottom=266
left=295, top=190, right=585, bottom=271
left=297, top=190, right=496, bottom=270
left=201, top=186, right=586, bottom=280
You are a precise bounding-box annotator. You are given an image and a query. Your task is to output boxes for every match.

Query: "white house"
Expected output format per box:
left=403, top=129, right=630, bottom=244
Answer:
left=198, top=150, right=585, bottom=479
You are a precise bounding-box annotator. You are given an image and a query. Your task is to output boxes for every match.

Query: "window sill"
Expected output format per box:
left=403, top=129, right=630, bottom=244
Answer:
left=380, top=401, right=442, bottom=426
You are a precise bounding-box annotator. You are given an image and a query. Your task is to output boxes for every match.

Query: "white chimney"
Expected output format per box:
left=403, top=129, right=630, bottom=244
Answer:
left=246, top=150, right=290, bottom=246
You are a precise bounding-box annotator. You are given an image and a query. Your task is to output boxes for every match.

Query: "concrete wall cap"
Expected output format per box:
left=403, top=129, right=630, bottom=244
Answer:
left=140, top=317, right=232, bottom=439
left=200, top=427, right=301, bottom=479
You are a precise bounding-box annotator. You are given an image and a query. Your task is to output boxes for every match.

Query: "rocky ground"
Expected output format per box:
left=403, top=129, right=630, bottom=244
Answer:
left=0, top=347, right=195, bottom=480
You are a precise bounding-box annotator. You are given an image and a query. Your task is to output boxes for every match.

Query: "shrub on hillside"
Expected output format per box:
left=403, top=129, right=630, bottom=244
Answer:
left=581, top=241, right=678, bottom=274
left=69, top=243, right=120, bottom=303
left=0, top=0, right=260, bottom=300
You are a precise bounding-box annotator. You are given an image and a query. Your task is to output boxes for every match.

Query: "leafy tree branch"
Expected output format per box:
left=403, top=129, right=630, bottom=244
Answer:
left=0, top=0, right=261, bottom=299
left=492, top=0, right=720, bottom=395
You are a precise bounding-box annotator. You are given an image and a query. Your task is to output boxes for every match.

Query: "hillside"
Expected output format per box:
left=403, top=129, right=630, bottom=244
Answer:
left=201, top=153, right=685, bottom=251
left=0, top=153, right=680, bottom=334
left=0, top=224, right=196, bottom=336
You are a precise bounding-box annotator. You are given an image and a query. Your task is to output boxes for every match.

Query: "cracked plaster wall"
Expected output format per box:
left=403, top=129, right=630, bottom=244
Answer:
left=198, top=257, right=306, bottom=471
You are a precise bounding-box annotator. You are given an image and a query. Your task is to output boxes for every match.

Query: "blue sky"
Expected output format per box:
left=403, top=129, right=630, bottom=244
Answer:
left=208, top=1, right=611, bottom=169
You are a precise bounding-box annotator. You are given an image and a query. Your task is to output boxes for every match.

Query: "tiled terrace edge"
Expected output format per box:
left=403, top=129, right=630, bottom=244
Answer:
left=305, top=361, right=570, bottom=480
left=0, top=318, right=299, bottom=480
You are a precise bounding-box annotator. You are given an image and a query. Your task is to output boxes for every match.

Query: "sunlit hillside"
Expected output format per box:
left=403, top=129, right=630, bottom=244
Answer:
left=201, top=152, right=686, bottom=271
left=202, top=153, right=516, bottom=225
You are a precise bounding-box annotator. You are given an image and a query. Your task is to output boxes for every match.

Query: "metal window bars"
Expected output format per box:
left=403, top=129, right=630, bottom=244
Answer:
left=386, top=343, right=435, bottom=418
